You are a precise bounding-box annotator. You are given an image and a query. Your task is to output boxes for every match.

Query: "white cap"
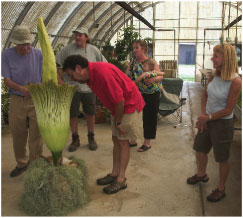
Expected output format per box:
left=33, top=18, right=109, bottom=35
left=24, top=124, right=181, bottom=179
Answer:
left=72, top=27, right=88, bottom=36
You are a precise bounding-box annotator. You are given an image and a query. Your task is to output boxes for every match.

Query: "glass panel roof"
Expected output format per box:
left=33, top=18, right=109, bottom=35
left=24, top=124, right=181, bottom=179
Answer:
left=1, top=1, right=242, bottom=50
left=1, top=1, right=242, bottom=79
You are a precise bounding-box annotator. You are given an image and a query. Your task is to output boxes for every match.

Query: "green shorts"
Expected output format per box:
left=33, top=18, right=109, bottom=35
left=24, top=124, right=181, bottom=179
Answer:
left=70, top=92, right=96, bottom=117
left=193, top=119, right=234, bottom=162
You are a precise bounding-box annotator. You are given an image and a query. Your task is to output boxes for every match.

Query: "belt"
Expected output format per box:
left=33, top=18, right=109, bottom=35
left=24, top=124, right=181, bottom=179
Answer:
left=11, top=94, right=31, bottom=98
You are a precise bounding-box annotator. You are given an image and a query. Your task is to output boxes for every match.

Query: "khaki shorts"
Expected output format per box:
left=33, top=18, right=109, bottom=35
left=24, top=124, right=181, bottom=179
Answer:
left=111, top=110, right=143, bottom=141
left=193, top=119, right=234, bottom=162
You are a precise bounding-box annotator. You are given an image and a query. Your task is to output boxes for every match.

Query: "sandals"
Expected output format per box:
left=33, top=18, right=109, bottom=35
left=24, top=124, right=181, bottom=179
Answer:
left=207, top=188, right=226, bottom=202
left=97, top=173, right=117, bottom=185
left=103, top=179, right=127, bottom=194
left=187, top=174, right=209, bottom=184
left=129, top=143, right=137, bottom=147
left=187, top=174, right=225, bottom=202
left=137, top=145, right=151, bottom=152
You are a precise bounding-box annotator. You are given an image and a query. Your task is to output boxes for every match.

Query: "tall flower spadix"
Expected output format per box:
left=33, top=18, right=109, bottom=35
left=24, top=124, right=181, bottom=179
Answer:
left=27, top=17, right=76, bottom=165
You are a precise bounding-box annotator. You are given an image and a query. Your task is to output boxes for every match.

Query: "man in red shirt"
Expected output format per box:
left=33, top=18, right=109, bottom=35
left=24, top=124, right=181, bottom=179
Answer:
left=63, top=55, right=145, bottom=194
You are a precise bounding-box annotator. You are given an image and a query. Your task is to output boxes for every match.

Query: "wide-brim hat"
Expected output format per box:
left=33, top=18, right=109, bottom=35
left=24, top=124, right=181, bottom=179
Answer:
left=72, top=27, right=88, bottom=36
left=11, top=25, right=33, bottom=44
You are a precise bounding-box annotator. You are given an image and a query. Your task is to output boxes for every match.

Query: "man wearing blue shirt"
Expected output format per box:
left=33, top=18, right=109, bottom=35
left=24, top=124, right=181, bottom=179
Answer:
left=1, top=25, right=43, bottom=177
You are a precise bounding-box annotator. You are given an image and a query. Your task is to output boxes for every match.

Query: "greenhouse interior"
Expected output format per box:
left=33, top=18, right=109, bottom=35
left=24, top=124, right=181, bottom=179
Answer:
left=1, top=1, right=242, bottom=217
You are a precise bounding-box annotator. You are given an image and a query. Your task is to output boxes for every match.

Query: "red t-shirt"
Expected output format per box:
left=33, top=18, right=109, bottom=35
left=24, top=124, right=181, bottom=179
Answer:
left=87, top=62, right=145, bottom=116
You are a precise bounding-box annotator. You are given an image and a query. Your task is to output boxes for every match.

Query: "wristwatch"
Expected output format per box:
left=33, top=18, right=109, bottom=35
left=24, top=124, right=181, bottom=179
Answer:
left=115, top=121, right=121, bottom=126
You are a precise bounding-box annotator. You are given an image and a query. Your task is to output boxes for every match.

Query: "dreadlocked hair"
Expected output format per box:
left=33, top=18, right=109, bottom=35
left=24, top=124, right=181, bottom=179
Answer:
left=213, top=43, right=238, bottom=80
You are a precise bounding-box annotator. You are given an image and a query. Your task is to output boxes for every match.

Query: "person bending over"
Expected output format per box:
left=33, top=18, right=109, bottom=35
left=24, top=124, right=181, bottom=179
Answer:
left=63, top=54, right=145, bottom=194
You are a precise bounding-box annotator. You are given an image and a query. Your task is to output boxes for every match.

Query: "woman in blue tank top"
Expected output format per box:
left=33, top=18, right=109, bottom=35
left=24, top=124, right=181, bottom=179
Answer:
left=187, top=43, right=242, bottom=202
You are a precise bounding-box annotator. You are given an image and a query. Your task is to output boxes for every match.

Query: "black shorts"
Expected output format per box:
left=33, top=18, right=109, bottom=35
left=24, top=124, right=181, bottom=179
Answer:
left=193, top=119, right=234, bottom=162
left=70, top=92, right=96, bottom=117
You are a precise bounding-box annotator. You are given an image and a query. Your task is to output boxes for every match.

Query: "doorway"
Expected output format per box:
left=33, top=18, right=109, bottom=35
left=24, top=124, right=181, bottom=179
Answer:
left=178, top=44, right=196, bottom=81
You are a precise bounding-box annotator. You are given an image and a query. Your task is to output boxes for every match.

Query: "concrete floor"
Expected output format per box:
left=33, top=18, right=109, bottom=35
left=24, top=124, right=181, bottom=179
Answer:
left=1, top=82, right=242, bottom=216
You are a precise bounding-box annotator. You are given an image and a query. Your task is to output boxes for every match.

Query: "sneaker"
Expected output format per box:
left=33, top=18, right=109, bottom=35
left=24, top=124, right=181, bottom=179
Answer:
left=187, top=174, right=209, bottom=185
left=103, top=179, right=127, bottom=194
left=10, top=163, right=29, bottom=177
left=97, top=173, right=117, bottom=185
left=68, top=133, right=80, bottom=152
left=88, top=133, right=97, bottom=150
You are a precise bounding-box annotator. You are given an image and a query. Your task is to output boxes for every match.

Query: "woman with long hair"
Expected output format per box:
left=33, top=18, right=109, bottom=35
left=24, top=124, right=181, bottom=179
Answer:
left=187, top=43, right=242, bottom=202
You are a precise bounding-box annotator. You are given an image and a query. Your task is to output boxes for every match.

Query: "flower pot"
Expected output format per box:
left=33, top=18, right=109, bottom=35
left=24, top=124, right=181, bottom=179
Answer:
left=234, top=104, right=242, bottom=120
left=95, top=107, right=107, bottom=124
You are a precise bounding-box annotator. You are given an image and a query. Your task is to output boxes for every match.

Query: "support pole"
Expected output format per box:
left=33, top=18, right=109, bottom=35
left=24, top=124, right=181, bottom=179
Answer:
left=227, top=1, right=231, bottom=38
left=177, top=2, right=181, bottom=68
left=153, top=3, right=156, bottom=59
left=203, top=29, right=206, bottom=69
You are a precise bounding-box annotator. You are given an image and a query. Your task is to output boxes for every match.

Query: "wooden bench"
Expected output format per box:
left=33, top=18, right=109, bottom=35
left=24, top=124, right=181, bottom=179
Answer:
left=159, top=60, right=177, bottom=78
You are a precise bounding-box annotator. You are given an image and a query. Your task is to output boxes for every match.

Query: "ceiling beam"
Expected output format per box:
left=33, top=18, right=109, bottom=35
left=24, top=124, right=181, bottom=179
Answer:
left=52, top=2, right=86, bottom=47
left=224, top=15, right=242, bottom=30
left=93, top=2, right=142, bottom=43
left=105, top=17, right=132, bottom=45
left=4, top=2, right=34, bottom=50
left=224, top=2, right=242, bottom=11
left=88, top=2, right=117, bottom=33
left=93, top=5, right=126, bottom=42
left=32, top=2, right=63, bottom=47
left=101, top=4, right=153, bottom=45
left=115, top=2, right=155, bottom=31
left=67, top=2, right=104, bottom=44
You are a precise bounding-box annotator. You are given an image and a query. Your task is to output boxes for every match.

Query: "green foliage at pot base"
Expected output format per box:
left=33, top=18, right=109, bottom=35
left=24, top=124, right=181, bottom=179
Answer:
left=19, top=157, right=89, bottom=216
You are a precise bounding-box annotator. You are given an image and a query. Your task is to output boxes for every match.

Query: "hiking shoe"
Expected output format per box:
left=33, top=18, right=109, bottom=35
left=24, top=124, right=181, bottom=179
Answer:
left=10, top=162, right=29, bottom=177
left=88, top=133, right=97, bottom=150
left=97, top=173, right=117, bottom=185
left=103, top=179, right=127, bottom=194
left=68, top=133, right=80, bottom=152
left=207, top=188, right=226, bottom=202
left=187, top=174, right=209, bottom=185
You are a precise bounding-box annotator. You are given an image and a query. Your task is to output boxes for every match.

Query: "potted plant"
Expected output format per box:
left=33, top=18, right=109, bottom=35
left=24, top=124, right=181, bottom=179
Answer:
left=234, top=90, right=242, bottom=120
left=95, top=98, right=111, bottom=124
left=1, top=78, right=10, bottom=126
left=102, top=25, right=152, bottom=72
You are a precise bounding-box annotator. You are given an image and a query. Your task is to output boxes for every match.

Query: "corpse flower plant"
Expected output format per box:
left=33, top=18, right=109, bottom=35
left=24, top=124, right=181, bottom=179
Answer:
left=27, top=17, right=76, bottom=165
